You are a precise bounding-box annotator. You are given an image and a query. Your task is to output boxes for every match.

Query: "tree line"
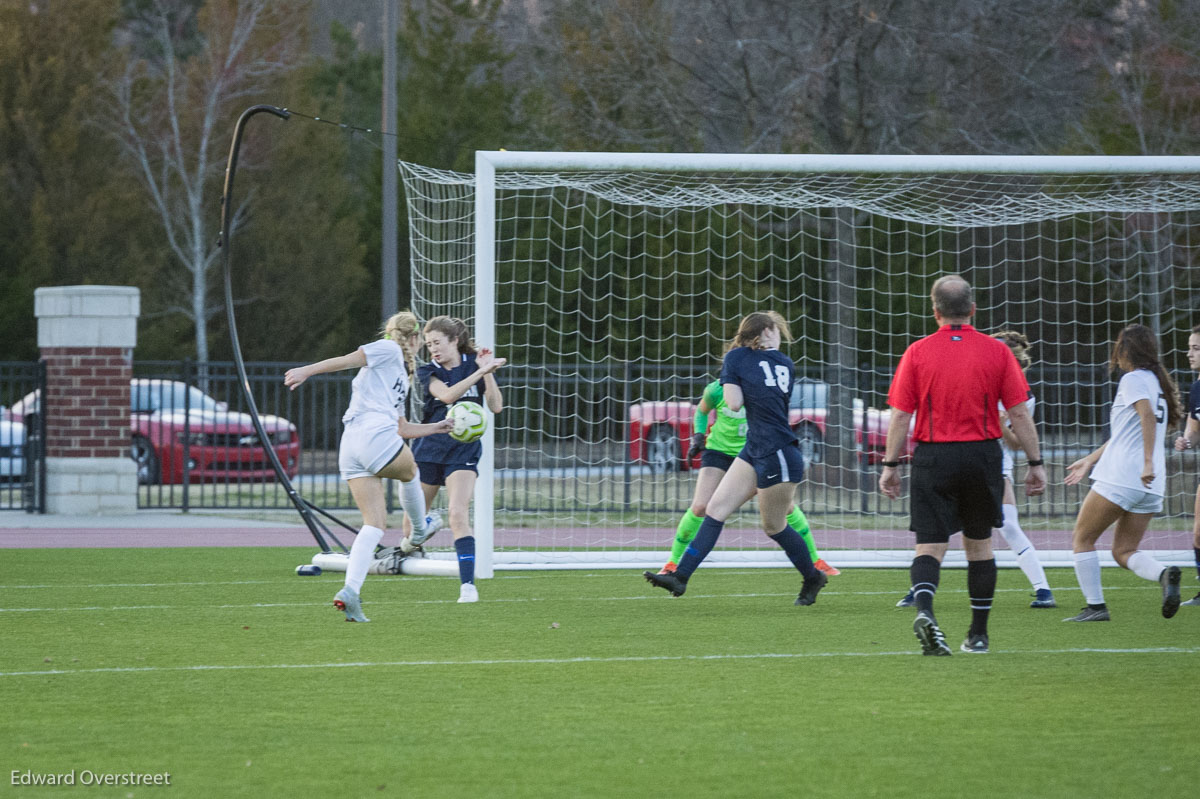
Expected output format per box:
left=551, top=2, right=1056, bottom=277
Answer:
left=2, top=0, right=1199, bottom=366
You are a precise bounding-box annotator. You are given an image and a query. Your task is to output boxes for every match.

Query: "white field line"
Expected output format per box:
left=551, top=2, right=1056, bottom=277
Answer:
left=2, top=646, right=1197, bottom=679
left=0, top=584, right=1164, bottom=613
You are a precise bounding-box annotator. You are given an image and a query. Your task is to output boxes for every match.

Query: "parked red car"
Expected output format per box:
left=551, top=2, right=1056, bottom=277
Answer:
left=7, top=379, right=300, bottom=485
left=629, top=378, right=914, bottom=473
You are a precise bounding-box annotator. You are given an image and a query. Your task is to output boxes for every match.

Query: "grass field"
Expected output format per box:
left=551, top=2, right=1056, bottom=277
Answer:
left=2, top=548, right=1197, bottom=798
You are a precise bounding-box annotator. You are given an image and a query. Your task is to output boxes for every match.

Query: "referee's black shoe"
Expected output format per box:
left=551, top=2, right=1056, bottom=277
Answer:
left=644, top=570, right=687, bottom=597
left=913, top=611, right=952, bottom=656
left=794, top=570, right=828, bottom=606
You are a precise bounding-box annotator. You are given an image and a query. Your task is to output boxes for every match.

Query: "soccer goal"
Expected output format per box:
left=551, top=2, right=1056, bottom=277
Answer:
left=400, top=153, right=1200, bottom=576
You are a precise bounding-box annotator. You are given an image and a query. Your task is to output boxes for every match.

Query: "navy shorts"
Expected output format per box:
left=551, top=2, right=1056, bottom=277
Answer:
left=910, top=440, right=1003, bottom=544
left=737, top=441, right=805, bottom=489
left=699, top=450, right=736, bottom=471
left=418, top=461, right=480, bottom=487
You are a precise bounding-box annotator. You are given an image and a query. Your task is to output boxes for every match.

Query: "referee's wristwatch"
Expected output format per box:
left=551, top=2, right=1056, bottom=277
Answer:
left=881, top=460, right=900, bottom=468
left=1026, top=459, right=1044, bottom=467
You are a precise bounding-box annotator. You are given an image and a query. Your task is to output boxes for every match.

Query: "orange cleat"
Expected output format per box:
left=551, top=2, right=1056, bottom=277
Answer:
left=814, top=558, right=841, bottom=576
left=657, top=561, right=678, bottom=575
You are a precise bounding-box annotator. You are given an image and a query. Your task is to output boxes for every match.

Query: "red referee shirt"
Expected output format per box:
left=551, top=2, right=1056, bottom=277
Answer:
left=888, top=323, right=1030, bottom=443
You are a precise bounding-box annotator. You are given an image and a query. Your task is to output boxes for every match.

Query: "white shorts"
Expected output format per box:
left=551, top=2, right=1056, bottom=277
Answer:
left=1091, top=479, right=1163, bottom=514
left=339, top=416, right=405, bottom=481
left=1001, top=447, right=1015, bottom=482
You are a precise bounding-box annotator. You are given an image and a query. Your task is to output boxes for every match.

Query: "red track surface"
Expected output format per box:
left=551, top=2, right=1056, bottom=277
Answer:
left=1, top=524, right=1191, bottom=550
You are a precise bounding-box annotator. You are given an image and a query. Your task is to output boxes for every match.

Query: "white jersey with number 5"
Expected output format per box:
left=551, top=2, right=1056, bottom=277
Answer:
left=341, top=339, right=411, bottom=424
left=1090, top=369, right=1167, bottom=496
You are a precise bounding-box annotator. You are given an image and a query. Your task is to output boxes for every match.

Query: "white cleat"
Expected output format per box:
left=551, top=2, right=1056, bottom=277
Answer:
left=410, top=511, right=444, bottom=547
left=457, top=583, right=479, bottom=604
left=334, top=586, right=369, bottom=622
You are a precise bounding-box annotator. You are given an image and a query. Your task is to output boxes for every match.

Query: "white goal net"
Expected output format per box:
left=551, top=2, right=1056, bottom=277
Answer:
left=400, top=153, right=1200, bottom=574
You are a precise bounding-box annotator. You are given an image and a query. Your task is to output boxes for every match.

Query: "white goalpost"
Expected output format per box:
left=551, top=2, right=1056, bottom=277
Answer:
left=401, top=152, right=1200, bottom=575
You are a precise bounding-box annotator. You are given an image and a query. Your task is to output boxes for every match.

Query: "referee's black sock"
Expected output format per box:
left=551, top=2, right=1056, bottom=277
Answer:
left=910, top=555, right=941, bottom=616
left=967, top=558, right=997, bottom=636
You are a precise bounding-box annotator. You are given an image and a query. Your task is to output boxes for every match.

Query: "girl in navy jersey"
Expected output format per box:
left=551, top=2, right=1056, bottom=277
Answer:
left=403, top=316, right=505, bottom=603
left=644, top=311, right=827, bottom=605
left=1063, top=323, right=1184, bottom=622
left=284, top=311, right=453, bottom=622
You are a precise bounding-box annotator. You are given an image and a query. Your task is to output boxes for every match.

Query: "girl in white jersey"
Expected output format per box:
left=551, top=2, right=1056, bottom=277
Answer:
left=1063, top=324, right=1184, bottom=622
left=993, top=331, right=1056, bottom=608
left=284, top=311, right=453, bottom=622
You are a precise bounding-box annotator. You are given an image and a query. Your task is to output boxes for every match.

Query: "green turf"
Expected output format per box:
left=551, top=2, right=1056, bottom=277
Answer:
left=2, top=548, right=1196, bottom=798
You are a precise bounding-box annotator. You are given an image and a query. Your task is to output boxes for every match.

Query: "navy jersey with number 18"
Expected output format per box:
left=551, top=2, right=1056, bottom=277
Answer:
left=720, top=346, right=797, bottom=459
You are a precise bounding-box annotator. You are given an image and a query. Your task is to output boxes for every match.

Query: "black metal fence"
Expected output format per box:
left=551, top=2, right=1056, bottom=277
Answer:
left=0, top=361, right=46, bottom=513
left=4, top=358, right=1197, bottom=522
left=131, top=360, right=359, bottom=510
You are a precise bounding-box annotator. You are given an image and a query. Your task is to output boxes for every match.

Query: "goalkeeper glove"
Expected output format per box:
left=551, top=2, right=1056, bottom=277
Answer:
left=687, top=433, right=706, bottom=460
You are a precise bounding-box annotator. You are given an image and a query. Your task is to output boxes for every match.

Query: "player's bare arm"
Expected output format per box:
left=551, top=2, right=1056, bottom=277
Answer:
left=1064, top=441, right=1108, bottom=485
left=284, top=349, right=368, bottom=389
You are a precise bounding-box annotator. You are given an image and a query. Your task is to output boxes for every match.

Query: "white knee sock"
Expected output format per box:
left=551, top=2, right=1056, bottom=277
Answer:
left=346, top=525, right=384, bottom=593
left=996, top=504, right=1049, bottom=591
left=1126, top=550, right=1166, bottom=582
left=399, top=477, right=427, bottom=533
left=1072, top=550, right=1104, bottom=605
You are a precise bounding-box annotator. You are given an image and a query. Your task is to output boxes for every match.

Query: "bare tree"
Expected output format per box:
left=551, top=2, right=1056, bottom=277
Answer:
left=101, top=0, right=303, bottom=362
left=528, top=0, right=1103, bottom=155
left=1067, top=1, right=1200, bottom=337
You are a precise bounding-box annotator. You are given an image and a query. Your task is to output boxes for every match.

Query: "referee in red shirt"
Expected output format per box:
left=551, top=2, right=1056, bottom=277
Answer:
left=879, top=275, right=1047, bottom=655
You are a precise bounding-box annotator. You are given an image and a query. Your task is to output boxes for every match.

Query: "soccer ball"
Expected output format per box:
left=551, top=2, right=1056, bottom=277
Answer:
left=447, top=402, right=487, bottom=443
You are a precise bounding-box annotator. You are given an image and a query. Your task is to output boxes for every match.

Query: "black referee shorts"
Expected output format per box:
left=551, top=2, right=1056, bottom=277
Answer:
left=909, top=440, right=1004, bottom=544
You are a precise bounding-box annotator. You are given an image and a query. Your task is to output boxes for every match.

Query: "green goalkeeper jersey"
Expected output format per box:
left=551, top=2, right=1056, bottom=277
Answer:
left=700, top=379, right=748, bottom=457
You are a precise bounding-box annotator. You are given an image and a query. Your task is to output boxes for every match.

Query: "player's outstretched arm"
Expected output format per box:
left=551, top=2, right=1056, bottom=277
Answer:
left=1064, top=442, right=1107, bottom=485
left=399, top=417, right=454, bottom=439
left=283, top=349, right=368, bottom=390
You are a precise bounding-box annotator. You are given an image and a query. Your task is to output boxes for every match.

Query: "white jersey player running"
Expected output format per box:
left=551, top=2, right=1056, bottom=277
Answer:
left=1063, top=324, right=1184, bottom=622
left=992, top=331, right=1055, bottom=608
left=284, top=311, right=453, bottom=622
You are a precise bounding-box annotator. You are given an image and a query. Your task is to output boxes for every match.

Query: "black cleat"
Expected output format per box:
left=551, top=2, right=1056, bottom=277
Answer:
left=913, top=611, right=952, bottom=656
left=794, top=570, right=828, bottom=606
left=644, top=570, right=687, bottom=597
left=1160, top=566, right=1182, bottom=619
left=1063, top=605, right=1110, bottom=622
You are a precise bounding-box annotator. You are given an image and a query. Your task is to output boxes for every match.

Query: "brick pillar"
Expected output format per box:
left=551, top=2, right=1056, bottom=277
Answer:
left=35, top=286, right=140, bottom=514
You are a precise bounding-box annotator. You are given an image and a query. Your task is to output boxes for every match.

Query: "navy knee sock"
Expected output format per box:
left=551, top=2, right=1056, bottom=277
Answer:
left=1193, top=547, right=1200, bottom=581
left=910, top=555, right=941, bottom=616
left=454, top=536, right=475, bottom=584
left=676, top=517, right=724, bottom=579
left=769, top=526, right=818, bottom=579
left=967, top=558, right=997, bottom=636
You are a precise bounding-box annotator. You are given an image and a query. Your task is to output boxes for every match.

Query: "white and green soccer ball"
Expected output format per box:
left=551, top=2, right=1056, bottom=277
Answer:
left=447, top=402, right=487, bottom=443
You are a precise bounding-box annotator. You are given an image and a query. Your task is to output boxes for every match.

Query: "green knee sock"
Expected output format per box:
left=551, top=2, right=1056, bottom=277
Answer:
left=670, top=509, right=704, bottom=564
left=786, top=506, right=819, bottom=561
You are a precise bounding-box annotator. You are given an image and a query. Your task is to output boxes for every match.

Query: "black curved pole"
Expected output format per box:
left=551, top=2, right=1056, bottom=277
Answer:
left=220, top=104, right=343, bottom=553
